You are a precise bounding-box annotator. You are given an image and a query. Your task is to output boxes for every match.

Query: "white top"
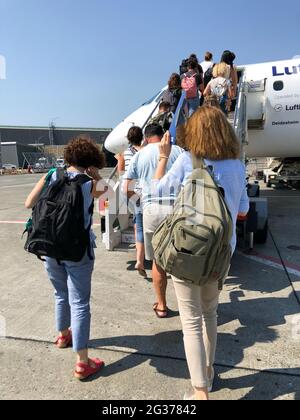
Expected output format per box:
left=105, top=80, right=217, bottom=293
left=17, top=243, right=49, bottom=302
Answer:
left=201, top=60, right=214, bottom=74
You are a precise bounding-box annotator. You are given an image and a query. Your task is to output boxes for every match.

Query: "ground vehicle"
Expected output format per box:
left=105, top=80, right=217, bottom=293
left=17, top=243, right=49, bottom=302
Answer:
left=264, top=158, right=300, bottom=188
left=56, top=158, right=65, bottom=168
left=2, top=163, right=17, bottom=170
left=34, top=157, right=53, bottom=172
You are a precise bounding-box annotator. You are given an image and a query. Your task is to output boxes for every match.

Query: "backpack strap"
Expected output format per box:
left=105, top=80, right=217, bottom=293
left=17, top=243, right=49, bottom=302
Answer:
left=192, top=155, right=220, bottom=192
left=56, top=168, right=66, bottom=180
left=56, top=170, right=91, bottom=186
left=192, top=155, right=207, bottom=170
left=75, top=173, right=95, bottom=261
left=46, top=168, right=57, bottom=182
left=192, top=154, right=232, bottom=219
left=75, top=174, right=93, bottom=186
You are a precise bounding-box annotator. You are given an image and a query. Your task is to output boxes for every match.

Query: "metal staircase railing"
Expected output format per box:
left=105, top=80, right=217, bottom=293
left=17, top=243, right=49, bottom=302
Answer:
left=233, top=72, right=248, bottom=153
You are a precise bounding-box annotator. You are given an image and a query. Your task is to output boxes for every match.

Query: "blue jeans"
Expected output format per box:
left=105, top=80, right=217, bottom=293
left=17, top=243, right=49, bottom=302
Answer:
left=133, top=200, right=144, bottom=244
left=134, top=211, right=144, bottom=243
left=187, top=96, right=200, bottom=117
left=45, top=252, right=94, bottom=352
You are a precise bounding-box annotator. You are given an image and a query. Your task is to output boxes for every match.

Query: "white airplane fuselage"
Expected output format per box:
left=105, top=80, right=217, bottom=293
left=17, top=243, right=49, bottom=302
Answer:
left=244, top=58, right=300, bottom=157
left=105, top=58, right=300, bottom=158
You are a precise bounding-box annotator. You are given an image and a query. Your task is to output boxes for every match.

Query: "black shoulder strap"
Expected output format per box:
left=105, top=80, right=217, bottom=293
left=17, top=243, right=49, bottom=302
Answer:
left=57, top=168, right=66, bottom=180
left=73, top=174, right=92, bottom=186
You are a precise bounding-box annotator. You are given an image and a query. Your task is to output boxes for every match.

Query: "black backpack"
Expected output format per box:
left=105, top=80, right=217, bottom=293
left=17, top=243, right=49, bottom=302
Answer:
left=179, top=59, right=189, bottom=75
left=204, top=66, right=215, bottom=88
left=24, top=169, right=94, bottom=262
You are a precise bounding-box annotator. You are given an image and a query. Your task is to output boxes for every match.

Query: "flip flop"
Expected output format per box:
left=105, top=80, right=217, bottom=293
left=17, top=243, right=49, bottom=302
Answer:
left=138, top=269, right=147, bottom=278
left=135, top=263, right=147, bottom=278
left=153, top=303, right=168, bottom=319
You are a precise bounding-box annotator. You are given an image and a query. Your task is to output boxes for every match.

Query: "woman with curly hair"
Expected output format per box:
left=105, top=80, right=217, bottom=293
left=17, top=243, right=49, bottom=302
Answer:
left=25, top=136, right=106, bottom=380
left=162, top=73, right=182, bottom=113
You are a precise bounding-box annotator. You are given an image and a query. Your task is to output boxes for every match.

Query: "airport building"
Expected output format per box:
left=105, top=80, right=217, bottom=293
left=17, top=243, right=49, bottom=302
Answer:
left=0, top=125, right=112, bottom=147
left=0, top=142, right=39, bottom=168
left=0, top=125, right=115, bottom=168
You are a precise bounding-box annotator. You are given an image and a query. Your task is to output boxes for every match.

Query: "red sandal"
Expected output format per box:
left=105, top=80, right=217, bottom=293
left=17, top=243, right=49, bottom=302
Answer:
left=74, top=358, right=105, bottom=381
left=55, top=330, right=72, bottom=349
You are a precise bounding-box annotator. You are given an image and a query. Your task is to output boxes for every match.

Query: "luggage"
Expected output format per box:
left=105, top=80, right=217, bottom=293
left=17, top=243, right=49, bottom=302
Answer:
left=152, top=156, right=233, bottom=289
left=24, top=169, right=94, bottom=262
left=182, top=73, right=198, bottom=99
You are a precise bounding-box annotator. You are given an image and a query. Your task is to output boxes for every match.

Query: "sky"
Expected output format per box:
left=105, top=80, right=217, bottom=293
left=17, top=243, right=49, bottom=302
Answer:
left=0, top=0, right=300, bottom=129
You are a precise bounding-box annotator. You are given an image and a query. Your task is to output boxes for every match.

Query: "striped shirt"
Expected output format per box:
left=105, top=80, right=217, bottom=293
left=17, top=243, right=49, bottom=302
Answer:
left=124, top=146, right=138, bottom=173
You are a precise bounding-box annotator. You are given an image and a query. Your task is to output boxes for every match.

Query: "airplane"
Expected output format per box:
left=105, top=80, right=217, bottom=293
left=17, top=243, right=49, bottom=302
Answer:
left=103, top=57, right=300, bottom=249
left=105, top=57, right=300, bottom=158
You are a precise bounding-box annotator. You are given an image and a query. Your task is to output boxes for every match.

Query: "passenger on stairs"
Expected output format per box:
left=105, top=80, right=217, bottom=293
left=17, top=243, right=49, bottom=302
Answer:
left=201, top=51, right=214, bottom=75
left=203, top=94, right=222, bottom=109
left=204, top=62, right=232, bottom=115
left=162, top=73, right=182, bottom=114
left=181, top=57, right=203, bottom=117
left=221, top=50, right=238, bottom=104
left=148, top=101, right=173, bottom=132
left=189, top=54, right=205, bottom=105
left=189, top=54, right=204, bottom=80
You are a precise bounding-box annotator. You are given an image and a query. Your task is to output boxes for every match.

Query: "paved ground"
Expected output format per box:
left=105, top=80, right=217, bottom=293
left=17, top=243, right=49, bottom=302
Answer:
left=0, top=173, right=300, bottom=400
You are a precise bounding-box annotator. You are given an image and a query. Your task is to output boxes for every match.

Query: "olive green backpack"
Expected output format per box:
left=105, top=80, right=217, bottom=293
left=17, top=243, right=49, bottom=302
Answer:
left=152, top=156, right=233, bottom=289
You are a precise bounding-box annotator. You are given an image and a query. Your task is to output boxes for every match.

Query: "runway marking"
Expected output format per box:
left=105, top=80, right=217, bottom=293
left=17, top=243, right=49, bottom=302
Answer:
left=0, top=183, right=36, bottom=189
left=0, top=220, right=101, bottom=227
left=237, top=250, right=300, bottom=278
left=0, top=221, right=25, bottom=224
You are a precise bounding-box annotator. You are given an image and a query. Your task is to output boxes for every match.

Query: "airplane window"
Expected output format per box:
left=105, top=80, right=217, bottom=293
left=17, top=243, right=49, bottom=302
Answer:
left=273, top=81, right=284, bottom=91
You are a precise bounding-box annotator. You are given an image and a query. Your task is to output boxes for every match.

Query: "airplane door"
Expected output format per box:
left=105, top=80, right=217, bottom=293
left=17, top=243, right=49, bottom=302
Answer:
left=247, top=79, right=267, bottom=130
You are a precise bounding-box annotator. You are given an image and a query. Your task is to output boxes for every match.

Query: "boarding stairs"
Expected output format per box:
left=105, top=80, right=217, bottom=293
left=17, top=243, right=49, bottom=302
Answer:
left=101, top=97, right=165, bottom=250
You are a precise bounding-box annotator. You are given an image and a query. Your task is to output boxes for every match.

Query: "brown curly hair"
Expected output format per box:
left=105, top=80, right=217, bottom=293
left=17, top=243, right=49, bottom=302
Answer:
left=168, top=73, right=181, bottom=90
left=64, top=136, right=105, bottom=169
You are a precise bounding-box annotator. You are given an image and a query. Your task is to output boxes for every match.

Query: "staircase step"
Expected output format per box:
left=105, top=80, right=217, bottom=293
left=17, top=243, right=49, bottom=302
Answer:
left=248, top=119, right=265, bottom=130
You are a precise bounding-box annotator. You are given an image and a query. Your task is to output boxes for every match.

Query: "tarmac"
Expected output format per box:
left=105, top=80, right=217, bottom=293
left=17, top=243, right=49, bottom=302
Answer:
left=0, top=172, right=300, bottom=400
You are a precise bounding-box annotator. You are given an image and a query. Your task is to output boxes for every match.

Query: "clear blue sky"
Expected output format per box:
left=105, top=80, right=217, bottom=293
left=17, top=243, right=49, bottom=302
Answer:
left=0, top=0, right=300, bottom=129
